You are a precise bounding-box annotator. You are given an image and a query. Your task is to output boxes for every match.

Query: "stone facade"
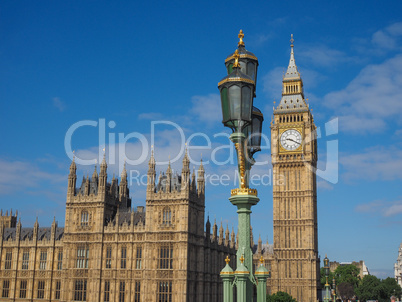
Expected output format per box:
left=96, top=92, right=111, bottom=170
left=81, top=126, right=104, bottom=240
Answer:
left=0, top=151, right=236, bottom=302
left=267, top=37, right=320, bottom=302
left=395, top=243, right=402, bottom=287
left=330, top=261, right=370, bottom=279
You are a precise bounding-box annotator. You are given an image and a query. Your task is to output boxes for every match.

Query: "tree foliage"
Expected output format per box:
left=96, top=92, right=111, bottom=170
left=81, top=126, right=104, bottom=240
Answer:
left=353, top=275, right=402, bottom=302
left=355, top=275, right=382, bottom=302
left=334, top=264, right=361, bottom=289
left=266, top=291, right=297, bottom=302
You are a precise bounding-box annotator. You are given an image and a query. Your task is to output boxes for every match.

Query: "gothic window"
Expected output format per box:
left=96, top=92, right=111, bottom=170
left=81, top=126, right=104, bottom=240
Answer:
left=157, top=281, right=172, bottom=302
left=134, top=281, right=141, bottom=302
left=4, top=250, right=12, bottom=269
left=57, top=250, right=63, bottom=270
left=20, top=280, right=27, bottom=298
left=121, top=247, right=126, bottom=269
left=119, top=281, right=125, bottom=302
left=136, top=247, right=142, bottom=269
left=22, top=250, right=29, bottom=270
left=104, top=281, right=110, bottom=302
left=159, top=245, right=173, bottom=269
left=76, top=246, right=89, bottom=269
left=39, top=250, right=47, bottom=270
left=162, top=207, right=172, bottom=225
left=74, top=280, right=87, bottom=301
left=81, top=211, right=89, bottom=226
left=55, top=281, right=61, bottom=300
left=2, top=280, right=9, bottom=298
left=37, top=280, right=45, bottom=299
left=106, top=247, right=112, bottom=269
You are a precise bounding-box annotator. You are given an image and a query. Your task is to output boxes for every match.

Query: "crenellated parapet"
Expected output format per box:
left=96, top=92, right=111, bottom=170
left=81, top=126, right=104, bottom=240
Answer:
left=66, top=158, right=131, bottom=209
left=205, top=217, right=237, bottom=249
left=145, top=150, right=205, bottom=203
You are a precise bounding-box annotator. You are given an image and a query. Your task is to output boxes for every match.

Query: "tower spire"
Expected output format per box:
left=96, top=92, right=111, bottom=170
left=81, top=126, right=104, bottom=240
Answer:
left=284, top=34, right=299, bottom=80
left=275, top=34, right=307, bottom=112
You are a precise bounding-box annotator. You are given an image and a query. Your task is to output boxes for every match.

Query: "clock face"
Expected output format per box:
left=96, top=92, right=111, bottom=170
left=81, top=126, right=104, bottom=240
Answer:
left=280, top=129, right=302, bottom=151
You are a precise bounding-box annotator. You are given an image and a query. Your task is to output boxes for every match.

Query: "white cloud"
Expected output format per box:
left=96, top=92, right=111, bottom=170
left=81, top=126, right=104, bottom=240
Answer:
left=190, top=94, right=221, bottom=126
left=324, top=54, right=402, bottom=133
left=0, top=159, right=65, bottom=195
left=298, top=45, right=352, bottom=67
left=52, top=97, right=66, bottom=112
left=355, top=200, right=402, bottom=217
left=371, top=22, right=402, bottom=50
left=340, top=146, right=402, bottom=181
left=262, top=67, right=283, bottom=100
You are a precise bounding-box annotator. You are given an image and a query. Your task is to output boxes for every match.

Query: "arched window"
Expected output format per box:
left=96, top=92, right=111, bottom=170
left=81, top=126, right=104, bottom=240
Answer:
left=162, top=208, right=172, bottom=225
left=81, top=211, right=89, bottom=226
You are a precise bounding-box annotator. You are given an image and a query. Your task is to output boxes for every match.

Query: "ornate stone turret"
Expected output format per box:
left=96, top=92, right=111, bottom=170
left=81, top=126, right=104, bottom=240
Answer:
left=90, top=166, right=98, bottom=195
left=119, top=163, right=128, bottom=202
left=84, top=174, right=90, bottom=195
left=33, top=217, right=39, bottom=240
left=51, top=217, right=57, bottom=240
left=219, top=221, right=224, bottom=245
left=16, top=218, right=21, bottom=241
left=191, top=167, right=196, bottom=191
left=206, top=216, right=211, bottom=241
left=181, top=148, right=190, bottom=192
left=197, top=159, right=205, bottom=196
left=257, top=234, right=262, bottom=254
left=147, top=150, right=156, bottom=195
left=99, top=154, right=107, bottom=195
left=212, top=219, right=217, bottom=242
left=68, top=157, right=77, bottom=196
left=92, top=166, right=98, bottom=181
left=231, top=227, right=236, bottom=248
left=166, top=160, right=172, bottom=193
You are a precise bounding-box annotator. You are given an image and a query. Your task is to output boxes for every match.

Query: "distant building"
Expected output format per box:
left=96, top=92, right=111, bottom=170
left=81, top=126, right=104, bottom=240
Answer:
left=330, top=260, right=370, bottom=279
left=395, top=242, right=402, bottom=287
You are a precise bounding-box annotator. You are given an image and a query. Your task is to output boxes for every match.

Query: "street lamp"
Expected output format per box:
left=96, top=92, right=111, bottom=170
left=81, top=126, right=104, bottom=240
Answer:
left=324, top=255, right=331, bottom=302
left=219, top=30, right=268, bottom=302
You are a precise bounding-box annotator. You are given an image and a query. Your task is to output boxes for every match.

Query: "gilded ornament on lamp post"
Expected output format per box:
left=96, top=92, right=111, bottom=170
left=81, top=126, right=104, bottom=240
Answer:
left=219, top=30, right=266, bottom=302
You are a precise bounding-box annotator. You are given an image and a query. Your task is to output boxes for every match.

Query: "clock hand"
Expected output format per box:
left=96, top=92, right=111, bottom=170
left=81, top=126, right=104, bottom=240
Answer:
left=286, top=138, right=300, bottom=144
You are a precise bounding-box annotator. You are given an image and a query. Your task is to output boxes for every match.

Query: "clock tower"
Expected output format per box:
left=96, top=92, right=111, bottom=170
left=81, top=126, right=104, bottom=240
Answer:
left=270, top=35, right=319, bottom=302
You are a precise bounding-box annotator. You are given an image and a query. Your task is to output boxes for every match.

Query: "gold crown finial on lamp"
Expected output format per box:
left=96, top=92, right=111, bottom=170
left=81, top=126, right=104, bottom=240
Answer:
left=238, top=29, right=245, bottom=47
left=225, top=256, right=230, bottom=265
left=259, top=256, right=264, bottom=264
left=240, top=254, right=245, bottom=264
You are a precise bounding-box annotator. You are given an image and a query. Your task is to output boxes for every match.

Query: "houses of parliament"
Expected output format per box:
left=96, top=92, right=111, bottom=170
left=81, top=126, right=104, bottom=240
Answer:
left=0, top=35, right=320, bottom=302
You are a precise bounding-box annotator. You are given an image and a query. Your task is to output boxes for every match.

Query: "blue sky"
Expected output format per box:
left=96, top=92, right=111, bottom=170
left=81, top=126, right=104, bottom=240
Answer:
left=1, top=0, right=401, bottom=278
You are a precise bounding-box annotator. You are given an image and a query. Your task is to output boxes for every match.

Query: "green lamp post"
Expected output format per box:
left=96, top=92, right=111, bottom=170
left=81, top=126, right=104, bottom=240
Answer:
left=324, top=255, right=331, bottom=302
left=218, top=30, right=265, bottom=302
left=332, top=275, right=337, bottom=302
